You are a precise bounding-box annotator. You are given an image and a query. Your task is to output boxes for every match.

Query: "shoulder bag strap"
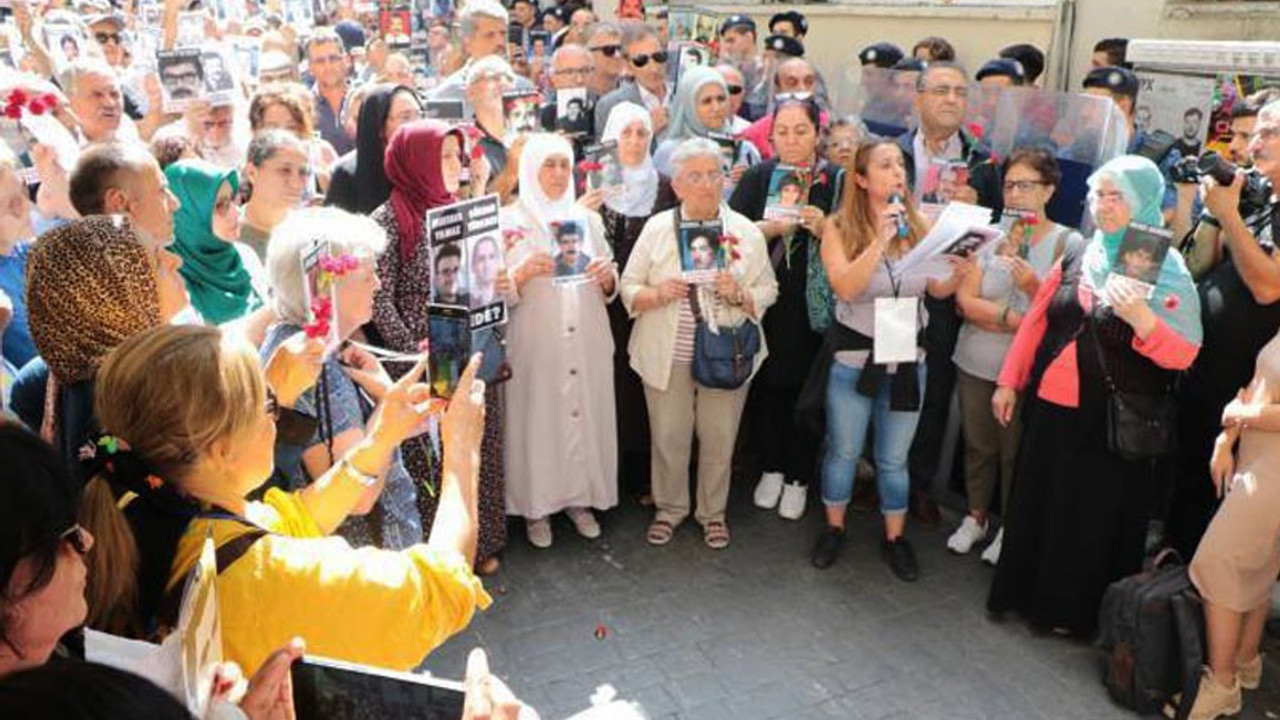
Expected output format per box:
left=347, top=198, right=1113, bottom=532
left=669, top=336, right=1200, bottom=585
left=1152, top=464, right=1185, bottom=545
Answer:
left=156, top=516, right=268, bottom=630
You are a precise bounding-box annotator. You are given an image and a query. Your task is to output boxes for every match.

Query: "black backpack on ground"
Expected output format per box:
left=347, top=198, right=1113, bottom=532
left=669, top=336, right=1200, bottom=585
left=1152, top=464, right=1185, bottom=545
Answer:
left=1097, top=549, right=1206, bottom=719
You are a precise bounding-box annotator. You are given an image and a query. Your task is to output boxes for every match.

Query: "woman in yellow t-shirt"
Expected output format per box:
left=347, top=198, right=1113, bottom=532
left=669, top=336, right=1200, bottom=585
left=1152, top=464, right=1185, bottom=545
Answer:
left=82, top=324, right=491, bottom=675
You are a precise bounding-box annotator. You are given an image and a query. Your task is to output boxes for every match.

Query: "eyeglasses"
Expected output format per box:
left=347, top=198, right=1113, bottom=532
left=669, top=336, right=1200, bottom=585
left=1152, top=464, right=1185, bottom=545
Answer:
left=590, top=44, right=622, bottom=58
left=553, top=67, right=593, bottom=78
left=1002, top=180, right=1046, bottom=192
left=922, top=84, right=969, bottom=98
left=60, top=525, right=91, bottom=556
left=94, top=31, right=122, bottom=45
left=678, top=169, right=724, bottom=186
left=214, top=194, right=240, bottom=214
left=726, top=84, right=744, bottom=96
left=265, top=387, right=280, bottom=421
left=628, top=51, right=669, bottom=68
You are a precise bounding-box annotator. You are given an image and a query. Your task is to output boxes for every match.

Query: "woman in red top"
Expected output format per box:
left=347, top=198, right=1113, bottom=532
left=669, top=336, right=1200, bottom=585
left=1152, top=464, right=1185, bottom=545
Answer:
left=985, top=155, right=1201, bottom=637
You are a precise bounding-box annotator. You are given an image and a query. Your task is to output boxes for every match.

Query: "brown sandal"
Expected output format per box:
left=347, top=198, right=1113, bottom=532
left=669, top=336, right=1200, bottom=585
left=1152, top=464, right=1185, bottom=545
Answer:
left=646, top=519, right=675, bottom=546
left=703, top=521, right=730, bottom=550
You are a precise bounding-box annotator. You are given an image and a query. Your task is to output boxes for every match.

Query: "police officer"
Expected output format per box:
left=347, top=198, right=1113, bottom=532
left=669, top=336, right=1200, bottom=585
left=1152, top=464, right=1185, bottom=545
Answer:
left=1083, top=65, right=1183, bottom=216
left=768, top=11, right=808, bottom=40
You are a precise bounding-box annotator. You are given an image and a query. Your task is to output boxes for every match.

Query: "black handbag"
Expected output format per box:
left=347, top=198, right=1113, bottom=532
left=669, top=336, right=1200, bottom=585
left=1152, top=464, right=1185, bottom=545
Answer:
left=1087, top=313, right=1177, bottom=461
left=689, top=285, right=761, bottom=390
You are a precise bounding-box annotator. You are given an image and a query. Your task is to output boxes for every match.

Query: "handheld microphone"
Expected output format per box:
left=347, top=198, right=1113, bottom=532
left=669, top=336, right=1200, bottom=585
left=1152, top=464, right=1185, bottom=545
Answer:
left=888, top=193, right=909, bottom=239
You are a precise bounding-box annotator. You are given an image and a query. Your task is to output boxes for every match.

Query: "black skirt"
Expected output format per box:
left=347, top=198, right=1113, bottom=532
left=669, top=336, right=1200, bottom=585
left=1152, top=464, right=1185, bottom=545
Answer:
left=986, top=397, right=1158, bottom=637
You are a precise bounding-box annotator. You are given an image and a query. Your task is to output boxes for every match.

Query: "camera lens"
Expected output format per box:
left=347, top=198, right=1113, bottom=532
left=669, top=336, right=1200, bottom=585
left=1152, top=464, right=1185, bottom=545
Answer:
left=1198, top=151, right=1239, bottom=186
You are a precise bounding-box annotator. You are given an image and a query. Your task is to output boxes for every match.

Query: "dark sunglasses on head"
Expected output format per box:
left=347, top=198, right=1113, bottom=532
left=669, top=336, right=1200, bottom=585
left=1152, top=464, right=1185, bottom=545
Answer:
left=628, top=50, right=669, bottom=68
left=61, top=524, right=91, bottom=556
left=94, top=31, right=122, bottom=45
left=726, top=84, right=744, bottom=96
left=591, top=44, right=622, bottom=58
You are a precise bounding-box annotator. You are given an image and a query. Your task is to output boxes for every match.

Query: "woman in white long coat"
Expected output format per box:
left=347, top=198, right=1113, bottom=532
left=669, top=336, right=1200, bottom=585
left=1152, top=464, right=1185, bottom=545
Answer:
left=501, top=133, right=620, bottom=549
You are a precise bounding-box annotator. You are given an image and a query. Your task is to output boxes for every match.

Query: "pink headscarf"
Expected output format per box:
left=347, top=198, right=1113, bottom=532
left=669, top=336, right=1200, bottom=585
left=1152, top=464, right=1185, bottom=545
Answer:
left=384, top=119, right=465, bottom=260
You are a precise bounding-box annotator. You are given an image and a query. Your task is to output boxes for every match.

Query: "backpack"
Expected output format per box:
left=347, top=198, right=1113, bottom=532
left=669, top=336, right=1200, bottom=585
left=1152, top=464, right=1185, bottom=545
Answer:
left=1097, top=549, right=1206, bottom=720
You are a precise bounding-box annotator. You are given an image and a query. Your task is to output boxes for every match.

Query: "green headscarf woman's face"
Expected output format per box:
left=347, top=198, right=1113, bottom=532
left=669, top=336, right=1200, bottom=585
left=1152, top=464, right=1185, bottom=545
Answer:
left=211, top=180, right=241, bottom=242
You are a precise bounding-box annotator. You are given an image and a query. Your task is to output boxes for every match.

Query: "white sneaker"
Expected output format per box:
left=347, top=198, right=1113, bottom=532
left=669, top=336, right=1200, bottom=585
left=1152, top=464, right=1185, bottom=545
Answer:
left=946, top=515, right=989, bottom=554
left=526, top=518, right=553, bottom=548
left=981, top=527, right=1004, bottom=566
left=777, top=483, right=807, bottom=520
left=566, top=507, right=601, bottom=539
left=754, top=472, right=784, bottom=509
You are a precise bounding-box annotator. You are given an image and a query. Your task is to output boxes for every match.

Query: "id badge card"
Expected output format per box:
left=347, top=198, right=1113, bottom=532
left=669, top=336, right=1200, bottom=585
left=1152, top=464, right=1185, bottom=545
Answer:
left=873, top=297, right=919, bottom=365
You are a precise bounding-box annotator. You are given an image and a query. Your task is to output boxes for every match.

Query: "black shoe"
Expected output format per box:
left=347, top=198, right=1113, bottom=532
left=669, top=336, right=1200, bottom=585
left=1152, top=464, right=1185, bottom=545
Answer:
left=882, top=536, right=920, bottom=582
left=811, top=526, right=845, bottom=569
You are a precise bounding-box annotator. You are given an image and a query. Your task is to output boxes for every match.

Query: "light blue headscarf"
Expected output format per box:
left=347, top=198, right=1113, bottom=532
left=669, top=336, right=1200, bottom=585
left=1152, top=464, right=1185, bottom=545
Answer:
left=1082, top=155, right=1202, bottom=344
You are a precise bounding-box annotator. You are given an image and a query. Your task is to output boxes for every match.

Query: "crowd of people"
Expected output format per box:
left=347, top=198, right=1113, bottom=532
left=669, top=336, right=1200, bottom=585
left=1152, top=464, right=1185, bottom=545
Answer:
left=0, top=0, right=1277, bottom=718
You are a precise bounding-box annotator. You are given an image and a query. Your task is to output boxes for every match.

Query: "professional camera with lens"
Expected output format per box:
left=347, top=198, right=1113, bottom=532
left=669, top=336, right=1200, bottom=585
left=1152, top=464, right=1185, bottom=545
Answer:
left=1173, top=151, right=1274, bottom=217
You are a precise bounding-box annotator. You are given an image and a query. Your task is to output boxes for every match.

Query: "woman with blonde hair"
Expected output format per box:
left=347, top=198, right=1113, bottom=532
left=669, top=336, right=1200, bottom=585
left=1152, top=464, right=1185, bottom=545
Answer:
left=802, top=139, right=969, bottom=580
left=81, top=323, right=490, bottom=676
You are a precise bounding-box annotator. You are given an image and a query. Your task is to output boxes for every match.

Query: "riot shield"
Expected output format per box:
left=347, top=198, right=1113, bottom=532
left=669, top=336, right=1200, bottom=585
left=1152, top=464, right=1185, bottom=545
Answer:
left=830, top=66, right=918, bottom=139
left=964, top=86, right=1130, bottom=227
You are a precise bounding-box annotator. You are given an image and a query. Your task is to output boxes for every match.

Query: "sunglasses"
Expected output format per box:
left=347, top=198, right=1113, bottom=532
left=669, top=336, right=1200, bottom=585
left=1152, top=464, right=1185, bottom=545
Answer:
left=726, top=84, right=744, bottom=96
left=94, top=31, right=123, bottom=45
left=265, top=387, right=280, bottom=421
left=591, top=44, right=622, bottom=58
left=61, top=524, right=91, bottom=556
left=629, top=50, right=669, bottom=68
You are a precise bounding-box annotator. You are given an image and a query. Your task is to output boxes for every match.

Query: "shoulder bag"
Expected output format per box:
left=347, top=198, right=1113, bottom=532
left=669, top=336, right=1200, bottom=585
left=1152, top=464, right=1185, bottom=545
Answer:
left=1087, top=312, right=1177, bottom=460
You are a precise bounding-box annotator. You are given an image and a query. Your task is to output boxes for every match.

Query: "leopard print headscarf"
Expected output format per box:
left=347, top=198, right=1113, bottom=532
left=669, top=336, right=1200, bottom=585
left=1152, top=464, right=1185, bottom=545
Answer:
left=27, top=216, right=163, bottom=384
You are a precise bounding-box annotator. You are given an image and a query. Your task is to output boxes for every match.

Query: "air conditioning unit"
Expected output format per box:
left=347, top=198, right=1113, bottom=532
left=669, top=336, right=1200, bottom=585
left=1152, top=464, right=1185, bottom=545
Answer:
left=1127, top=39, right=1280, bottom=75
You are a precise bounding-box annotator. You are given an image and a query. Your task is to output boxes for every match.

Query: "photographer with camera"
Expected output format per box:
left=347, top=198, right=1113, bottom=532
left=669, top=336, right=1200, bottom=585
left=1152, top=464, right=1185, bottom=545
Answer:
left=1167, top=99, right=1280, bottom=560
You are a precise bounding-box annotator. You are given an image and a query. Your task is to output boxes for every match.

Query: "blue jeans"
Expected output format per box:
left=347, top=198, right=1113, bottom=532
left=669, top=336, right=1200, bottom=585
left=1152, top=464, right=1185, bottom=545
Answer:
left=821, top=361, right=926, bottom=514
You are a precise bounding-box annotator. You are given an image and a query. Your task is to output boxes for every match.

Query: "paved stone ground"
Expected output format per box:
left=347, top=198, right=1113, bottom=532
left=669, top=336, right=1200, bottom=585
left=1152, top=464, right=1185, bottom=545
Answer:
left=423, top=489, right=1280, bottom=720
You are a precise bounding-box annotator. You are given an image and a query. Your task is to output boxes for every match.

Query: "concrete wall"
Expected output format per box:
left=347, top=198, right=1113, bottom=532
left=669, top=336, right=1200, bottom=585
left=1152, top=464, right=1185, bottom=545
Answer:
left=619, top=0, right=1280, bottom=93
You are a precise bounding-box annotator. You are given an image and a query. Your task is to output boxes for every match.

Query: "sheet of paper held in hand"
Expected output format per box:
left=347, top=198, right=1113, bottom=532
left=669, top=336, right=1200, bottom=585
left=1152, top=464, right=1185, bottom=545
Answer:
left=893, top=202, right=1001, bottom=280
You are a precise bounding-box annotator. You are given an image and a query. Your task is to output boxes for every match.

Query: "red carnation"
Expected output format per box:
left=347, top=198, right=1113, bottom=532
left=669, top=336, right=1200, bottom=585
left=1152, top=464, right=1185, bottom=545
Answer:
left=3, top=104, right=22, bottom=120
left=1024, top=214, right=1040, bottom=226
left=27, top=99, right=46, bottom=116
left=966, top=122, right=985, bottom=140
left=41, top=93, right=58, bottom=108
left=470, top=143, right=484, bottom=161
left=730, top=249, right=742, bottom=262
left=814, top=172, right=828, bottom=187
left=7, top=88, right=28, bottom=108
left=577, top=161, right=603, bottom=173
left=1163, top=294, right=1180, bottom=311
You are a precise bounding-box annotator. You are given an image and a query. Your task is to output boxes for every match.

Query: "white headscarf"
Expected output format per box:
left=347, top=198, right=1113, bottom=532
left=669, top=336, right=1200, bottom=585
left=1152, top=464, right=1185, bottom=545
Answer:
left=517, top=132, right=578, bottom=221
left=601, top=102, right=659, bottom=217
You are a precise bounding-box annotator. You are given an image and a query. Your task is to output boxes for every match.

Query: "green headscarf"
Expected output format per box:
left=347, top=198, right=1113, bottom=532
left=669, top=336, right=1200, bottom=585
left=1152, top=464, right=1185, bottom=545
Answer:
left=1082, top=155, right=1202, bottom=344
left=165, top=159, right=262, bottom=325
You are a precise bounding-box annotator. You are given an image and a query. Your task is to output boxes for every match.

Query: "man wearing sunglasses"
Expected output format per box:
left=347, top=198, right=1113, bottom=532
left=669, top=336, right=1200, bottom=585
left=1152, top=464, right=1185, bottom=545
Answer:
left=594, top=23, right=669, bottom=139
left=584, top=21, right=625, bottom=99
left=714, top=64, right=751, bottom=135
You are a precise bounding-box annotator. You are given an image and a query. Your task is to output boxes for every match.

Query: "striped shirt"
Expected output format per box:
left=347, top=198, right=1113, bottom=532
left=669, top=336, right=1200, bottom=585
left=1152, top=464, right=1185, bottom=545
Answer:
left=673, top=297, right=696, bottom=364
